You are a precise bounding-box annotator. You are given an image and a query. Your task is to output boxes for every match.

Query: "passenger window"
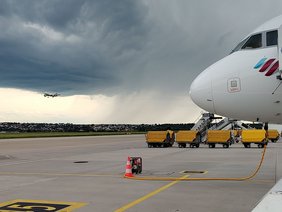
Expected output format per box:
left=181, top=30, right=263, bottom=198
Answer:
left=266, top=30, right=278, bottom=46
left=242, top=34, right=262, bottom=49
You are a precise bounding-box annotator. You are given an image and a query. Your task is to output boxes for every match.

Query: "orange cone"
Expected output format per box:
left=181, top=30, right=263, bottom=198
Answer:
left=124, top=156, right=134, bottom=178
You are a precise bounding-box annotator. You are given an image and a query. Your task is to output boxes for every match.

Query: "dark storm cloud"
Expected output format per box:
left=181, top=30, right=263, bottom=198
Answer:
left=0, top=0, right=150, bottom=94
left=0, top=0, right=282, bottom=95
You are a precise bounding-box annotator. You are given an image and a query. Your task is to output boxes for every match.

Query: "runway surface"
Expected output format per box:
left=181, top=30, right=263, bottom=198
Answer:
left=0, top=134, right=280, bottom=211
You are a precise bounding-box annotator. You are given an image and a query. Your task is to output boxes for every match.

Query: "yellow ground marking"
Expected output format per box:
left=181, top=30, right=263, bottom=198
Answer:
left=0, top=171, right=120, bottom=177
left=114, top=175, right=189, bottom=212
left=0, top=199, right=86, bottom=211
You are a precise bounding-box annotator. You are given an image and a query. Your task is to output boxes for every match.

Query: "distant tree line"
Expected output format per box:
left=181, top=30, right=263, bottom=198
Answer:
left=0, top=122, right=195, bottom=133
left=0, top=122, right=262, bottom=133
left=137, top=124, right=194, bottom=131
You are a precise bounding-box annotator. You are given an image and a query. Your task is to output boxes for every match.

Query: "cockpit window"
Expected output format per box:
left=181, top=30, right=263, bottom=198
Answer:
left=242, top=34, right=262, bottom=49
left=266, top=30, right=278, bottom=46
left=231, top=37, right=249, bottom=53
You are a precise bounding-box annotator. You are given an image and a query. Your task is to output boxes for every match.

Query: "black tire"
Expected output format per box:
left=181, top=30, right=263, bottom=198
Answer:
left=243, top=143, right=251, bottom=148
left=223, top=144, right=229, bottom=148
left=182, top=144, right=186, bottom=148
left=190, top=144, right=195, bottom=148
left=178, top=144, right=182, bottom=148
left=148, top=144, right=151, bottom=148
left=208, top=144, right=215, bottom=148
left=196, top=144, right=200, bottom=148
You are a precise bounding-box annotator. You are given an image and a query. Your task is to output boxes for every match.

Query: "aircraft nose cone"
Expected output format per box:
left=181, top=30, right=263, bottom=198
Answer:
left=189, top=70, right=215, bottom=113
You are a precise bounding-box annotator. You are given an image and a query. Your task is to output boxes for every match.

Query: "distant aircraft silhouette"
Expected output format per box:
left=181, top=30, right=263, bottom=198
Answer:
left=44, top=93, right=60, bottom=98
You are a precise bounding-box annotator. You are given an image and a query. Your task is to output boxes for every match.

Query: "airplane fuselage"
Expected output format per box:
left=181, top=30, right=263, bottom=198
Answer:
left=190, top=15, right=282, bottom=124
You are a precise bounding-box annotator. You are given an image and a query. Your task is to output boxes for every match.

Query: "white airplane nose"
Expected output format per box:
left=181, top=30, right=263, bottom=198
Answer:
left=189, top=70, right=215, bottom=113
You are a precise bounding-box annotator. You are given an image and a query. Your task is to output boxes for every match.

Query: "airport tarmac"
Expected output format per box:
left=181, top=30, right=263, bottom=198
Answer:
left=0, top=134, right=280, bottom=211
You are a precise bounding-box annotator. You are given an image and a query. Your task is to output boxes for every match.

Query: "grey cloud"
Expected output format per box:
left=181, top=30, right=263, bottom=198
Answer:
left=0, top=0, right=150, bottom=94
left=0, top=0, right=282, bottom=96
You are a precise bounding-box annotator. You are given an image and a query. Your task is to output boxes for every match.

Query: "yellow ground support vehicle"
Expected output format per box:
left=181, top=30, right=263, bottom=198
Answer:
left=176, top=130, right=200, bottom=148
left=267, top=129, right=280, bottom=143
left=145, top=130, right=175, bottom=148
left=207, top=130, right=232, bottom=148
left=241, top=130, right=267, bottom=148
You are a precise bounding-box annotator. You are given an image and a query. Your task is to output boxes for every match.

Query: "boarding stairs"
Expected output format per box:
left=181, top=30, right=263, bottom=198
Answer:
left=234, top=121, right=252, bottom=130
left=191, top=113, right=215, bottom=143
left=209, top=117, right=234, bottom=130
left=191, top=113, right=214, bottom=132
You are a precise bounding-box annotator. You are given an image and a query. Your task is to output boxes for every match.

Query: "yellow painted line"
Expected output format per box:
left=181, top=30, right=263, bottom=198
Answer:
left=115, top=175, right=188, bottom=212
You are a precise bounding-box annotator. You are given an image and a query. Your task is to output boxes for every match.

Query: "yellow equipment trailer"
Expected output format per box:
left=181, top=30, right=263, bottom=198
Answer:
left=267, top=129, right=279, bottom=143
left=145, top=130, right=175, bottom=148
left=241, top=130, right=267, bottom=148
left=207, top=130, right=232, bottom=148
left=176, top=130, right=200, bottom=148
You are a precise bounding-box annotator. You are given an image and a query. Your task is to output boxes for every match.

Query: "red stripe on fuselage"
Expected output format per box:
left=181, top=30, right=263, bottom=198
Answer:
left=265, top=61, right=279, bottom=76
left=259, top=59, right=276, bottom=72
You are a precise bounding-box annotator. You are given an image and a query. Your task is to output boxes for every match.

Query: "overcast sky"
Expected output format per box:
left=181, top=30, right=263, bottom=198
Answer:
left=1, top=0, right=282, bottom=124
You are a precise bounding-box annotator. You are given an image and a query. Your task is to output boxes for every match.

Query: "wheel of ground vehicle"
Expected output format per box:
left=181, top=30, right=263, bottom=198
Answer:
left=271, top=139, right=277, bottom=143
left=182, top=143, right=186, bottom=148
left=223, top=144, right=229, bottom=148
left=190, top=144, right=195, bottom=148
left=148, top=143, right=152, bottom=148
left=178, top=144, right=182, bottom=148
left=243, top=143, right=251, bottom=148
left=196, top=144, right=200, bottom=148
left=208, top=144, right=215, bottom=148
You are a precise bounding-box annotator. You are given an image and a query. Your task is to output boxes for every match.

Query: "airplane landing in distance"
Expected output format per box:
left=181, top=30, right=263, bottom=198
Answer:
left=44, top=93, right=60, bottom=98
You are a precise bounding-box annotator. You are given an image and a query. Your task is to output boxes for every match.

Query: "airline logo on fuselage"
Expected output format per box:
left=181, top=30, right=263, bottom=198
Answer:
left=254, top=57, right=279, bottom=76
